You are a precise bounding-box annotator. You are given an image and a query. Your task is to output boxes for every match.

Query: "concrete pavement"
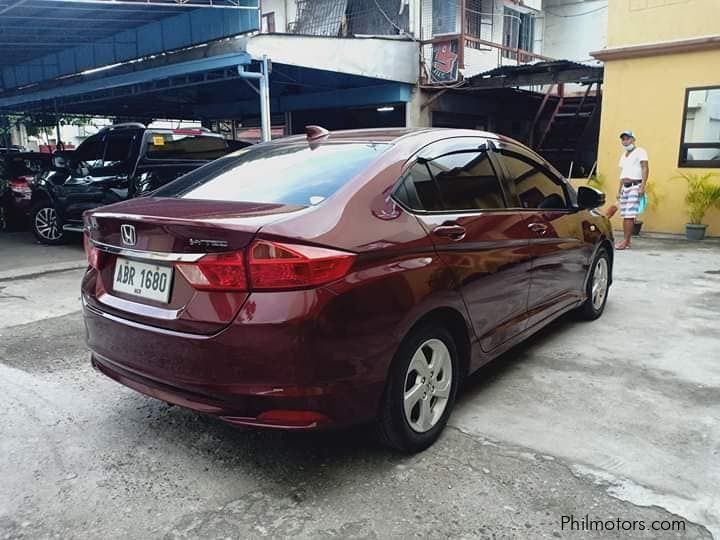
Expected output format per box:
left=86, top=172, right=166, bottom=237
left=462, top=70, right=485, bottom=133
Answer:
left=0, top=233, right=717, bottom=539
left=0, top=232, right=85, bottom=280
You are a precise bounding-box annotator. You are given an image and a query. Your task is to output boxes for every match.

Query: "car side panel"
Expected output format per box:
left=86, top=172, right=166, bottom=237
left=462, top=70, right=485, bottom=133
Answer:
left=83, top=216, right=475, bottom=424
left=410, top=211, right=534, bottom=352
left=524, top=209, right=591, bottom=326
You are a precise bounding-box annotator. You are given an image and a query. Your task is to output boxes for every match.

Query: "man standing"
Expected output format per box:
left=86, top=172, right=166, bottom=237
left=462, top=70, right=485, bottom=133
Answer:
left=615, top=130, right=649, bottom=250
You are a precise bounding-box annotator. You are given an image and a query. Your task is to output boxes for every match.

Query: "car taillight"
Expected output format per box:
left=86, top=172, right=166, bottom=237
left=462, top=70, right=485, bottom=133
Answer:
left=248, top=240, right=355, bottom=290
left=176, top=241, right=355, bottom=292
left=83, top=232, right=101, bottom=270
left=176, top=251, right=247, bottom=291
left=9, top=177, right=32, bottom=194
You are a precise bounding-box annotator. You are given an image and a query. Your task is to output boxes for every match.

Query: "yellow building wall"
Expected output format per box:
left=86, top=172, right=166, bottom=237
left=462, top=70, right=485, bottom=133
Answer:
left=607, top=0, right=720, bottom=47
left=597, top=48, right=720, bottom=236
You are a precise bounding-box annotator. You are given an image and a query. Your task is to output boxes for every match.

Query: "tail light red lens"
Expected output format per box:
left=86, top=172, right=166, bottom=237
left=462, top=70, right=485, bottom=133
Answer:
left=9, top=177, right=32, bottom=194
left=176, top=251, right=247, bottom=291
left=176, top=241, right=354, bottom=292
left=83, top=233, right=101, bottom=270
left=248, top=240, right=355, bottom=290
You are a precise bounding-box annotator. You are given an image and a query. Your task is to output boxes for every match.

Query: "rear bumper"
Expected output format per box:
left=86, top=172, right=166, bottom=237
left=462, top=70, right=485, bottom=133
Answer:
left=83, top=296, right=388, bottom=429
left=13, top=195, right=32, bottom=213
left=91, top=354, right=334, bottom=429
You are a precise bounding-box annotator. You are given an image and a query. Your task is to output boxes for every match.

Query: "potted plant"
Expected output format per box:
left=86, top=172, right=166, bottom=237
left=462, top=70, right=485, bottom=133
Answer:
left=675, top=172, right=720, bottom=240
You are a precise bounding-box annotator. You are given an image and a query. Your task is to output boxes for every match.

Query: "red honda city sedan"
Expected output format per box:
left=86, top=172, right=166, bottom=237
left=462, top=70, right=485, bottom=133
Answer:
left=82, top=127, right=613, bottom=452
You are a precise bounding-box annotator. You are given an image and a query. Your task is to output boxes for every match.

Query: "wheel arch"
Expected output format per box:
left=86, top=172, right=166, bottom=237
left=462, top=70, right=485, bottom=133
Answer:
left=30, top=187, right=54, bottom=208
left=585, top=239, right=614, bottom=290
left=401, top=307, right=472, bottom=380
left=599, top=238, right=614, bottom=285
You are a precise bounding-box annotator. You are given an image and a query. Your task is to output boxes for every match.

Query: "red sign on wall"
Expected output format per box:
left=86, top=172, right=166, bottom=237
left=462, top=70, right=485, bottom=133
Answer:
left=431, top=40, right=459, bottom=83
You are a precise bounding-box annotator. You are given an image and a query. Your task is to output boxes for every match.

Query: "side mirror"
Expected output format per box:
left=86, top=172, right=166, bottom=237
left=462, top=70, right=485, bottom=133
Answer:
left=577, top=186, right=605, bottom=210
left=52, top=155, right=69, bottom=170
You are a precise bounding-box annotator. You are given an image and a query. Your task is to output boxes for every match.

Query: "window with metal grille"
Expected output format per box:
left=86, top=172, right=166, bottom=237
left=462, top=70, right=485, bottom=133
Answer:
left=465, top=0, right=494, bottom=42
left=503, top=7, right=535, bottom=60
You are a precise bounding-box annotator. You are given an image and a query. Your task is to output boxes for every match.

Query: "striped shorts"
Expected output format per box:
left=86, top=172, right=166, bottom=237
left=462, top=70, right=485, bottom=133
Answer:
left=619, top=183, right=641, bottom=218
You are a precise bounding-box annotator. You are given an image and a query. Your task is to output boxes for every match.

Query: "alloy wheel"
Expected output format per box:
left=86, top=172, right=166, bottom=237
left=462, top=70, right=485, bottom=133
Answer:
left=35, top=207, right=62, bottom=241
left=403, top=338, right=453, bottom=433
left=591, top=257, right=609, bottom=310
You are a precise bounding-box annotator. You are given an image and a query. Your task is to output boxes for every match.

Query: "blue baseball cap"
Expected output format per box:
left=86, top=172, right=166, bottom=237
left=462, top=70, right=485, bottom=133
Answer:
left=619, top=130, right=635, bottom=139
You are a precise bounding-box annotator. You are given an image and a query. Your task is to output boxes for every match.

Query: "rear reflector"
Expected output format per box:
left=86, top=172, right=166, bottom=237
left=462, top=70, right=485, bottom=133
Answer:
left=176, top=240, right=354, bottom=292
left=176, top=251, right=247, bottom=291
left=249, top=240, right=355, bottom=290
left=83, top=232, right=101, bottom=270
left=256, top=409, right=329, bottom=427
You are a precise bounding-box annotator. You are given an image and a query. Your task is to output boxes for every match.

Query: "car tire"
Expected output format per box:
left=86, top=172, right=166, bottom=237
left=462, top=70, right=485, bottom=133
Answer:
left=577, top=247, right=611, bottom=321
left=31, top=202, right=65, bottom=245
left=376, top=324, right=460, bottom=453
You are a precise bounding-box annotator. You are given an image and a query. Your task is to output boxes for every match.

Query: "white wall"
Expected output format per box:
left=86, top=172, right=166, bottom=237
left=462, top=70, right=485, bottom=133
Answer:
left=540, top=0, right=607, bottom=61
left=247, top=34, right=419, bottom=83
left=463, top=46, right=503, bottom=78
left=520, top=0, right=543, bottom=10
left=261, top=0, right=297, bottom=33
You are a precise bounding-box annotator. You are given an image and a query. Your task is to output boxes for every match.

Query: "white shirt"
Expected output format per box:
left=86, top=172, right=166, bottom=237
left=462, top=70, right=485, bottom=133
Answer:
left=618, top=147, right=649, bottom=180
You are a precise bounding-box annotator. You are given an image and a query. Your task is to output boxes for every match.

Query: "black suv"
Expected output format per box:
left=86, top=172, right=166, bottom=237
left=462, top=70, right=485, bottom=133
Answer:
left=30, top=123, right=231, bottom=244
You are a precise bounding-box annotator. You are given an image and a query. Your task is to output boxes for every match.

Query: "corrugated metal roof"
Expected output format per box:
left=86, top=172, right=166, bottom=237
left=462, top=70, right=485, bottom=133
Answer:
left=474, top=60, right=602, bottom=79
left=0, top=1, right=249, bottom=67
left=0, top=0, right=258, bottom=91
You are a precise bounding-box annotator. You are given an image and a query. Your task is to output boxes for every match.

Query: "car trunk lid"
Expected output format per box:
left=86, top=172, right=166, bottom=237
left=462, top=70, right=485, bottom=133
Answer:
left=85, top=197, right=306, bottom=334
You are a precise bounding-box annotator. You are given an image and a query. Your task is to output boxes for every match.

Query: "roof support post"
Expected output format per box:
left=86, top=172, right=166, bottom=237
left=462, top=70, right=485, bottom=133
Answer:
left=235, top=55, right=271, bottom=142
left=259, top=55, right=271, bottom=143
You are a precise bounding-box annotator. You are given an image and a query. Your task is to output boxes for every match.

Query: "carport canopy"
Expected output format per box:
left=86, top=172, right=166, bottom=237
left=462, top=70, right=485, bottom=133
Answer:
left=0, top=2, right=415, bottom=136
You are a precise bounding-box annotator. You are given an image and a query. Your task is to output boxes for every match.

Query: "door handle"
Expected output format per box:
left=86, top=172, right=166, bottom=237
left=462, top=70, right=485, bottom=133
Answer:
left=528, top=222, right=548, bottom=234
left=433, top=224, right=466, bottom=241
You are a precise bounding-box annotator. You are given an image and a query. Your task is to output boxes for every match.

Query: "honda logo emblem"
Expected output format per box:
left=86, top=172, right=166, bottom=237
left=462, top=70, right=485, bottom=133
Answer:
left=120, top=224, right=136, bottom=246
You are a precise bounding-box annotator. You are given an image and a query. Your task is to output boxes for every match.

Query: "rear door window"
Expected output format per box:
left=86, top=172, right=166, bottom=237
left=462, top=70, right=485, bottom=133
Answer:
left=73, top=135, right=105, bottom=172
left=395, top=162, right=444, bottom=212
left=146, top=132, right=229, bottom=160
left=102, top=132, right=137, bottom=171
left=427, top=151, right=506, bottom=211
left=394, top=148, right=507, bottom=212
left=154, top=142, right=388, bottom=206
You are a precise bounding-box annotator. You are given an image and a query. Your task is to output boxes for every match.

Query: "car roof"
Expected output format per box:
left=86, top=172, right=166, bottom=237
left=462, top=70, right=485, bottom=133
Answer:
left=275, top=127, right=506, bottom=145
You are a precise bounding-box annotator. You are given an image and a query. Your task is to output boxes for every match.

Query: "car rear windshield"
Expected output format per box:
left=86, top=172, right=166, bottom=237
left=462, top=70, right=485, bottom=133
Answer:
left=153, top=142, right=389, bottom=206
left=4, top=156, right=50, bottom=177
left=145, top=132, right=229, bottom=160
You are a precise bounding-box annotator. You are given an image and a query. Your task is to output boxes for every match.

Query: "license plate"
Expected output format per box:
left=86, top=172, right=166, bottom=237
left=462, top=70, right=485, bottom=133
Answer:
left=113, top=257, right=173, bottom=304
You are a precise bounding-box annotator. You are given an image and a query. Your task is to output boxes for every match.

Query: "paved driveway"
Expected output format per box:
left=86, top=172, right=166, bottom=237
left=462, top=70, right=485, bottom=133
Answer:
left=0, top=234, right=717, bottom=539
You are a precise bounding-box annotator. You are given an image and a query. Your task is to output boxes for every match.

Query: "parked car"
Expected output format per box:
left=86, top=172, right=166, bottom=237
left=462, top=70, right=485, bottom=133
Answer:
left=226, top=139, right=255, bottom=152
left=0, top=152, right=52, bottom=230
left=30, top=123, right=230, bottom=244
left=82, top=127, right=613, bottom=453
left=0, top=145, right=26, bottom=154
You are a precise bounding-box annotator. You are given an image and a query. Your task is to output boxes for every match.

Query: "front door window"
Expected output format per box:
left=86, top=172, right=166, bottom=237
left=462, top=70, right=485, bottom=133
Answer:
left=494, top=150, right=568, bottom=210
